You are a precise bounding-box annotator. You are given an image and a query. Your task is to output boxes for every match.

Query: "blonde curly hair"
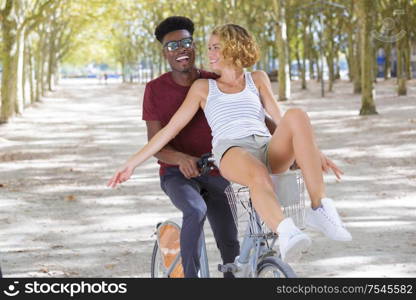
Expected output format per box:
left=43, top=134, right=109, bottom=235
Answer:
left=211, top=24, right=260, bottom=68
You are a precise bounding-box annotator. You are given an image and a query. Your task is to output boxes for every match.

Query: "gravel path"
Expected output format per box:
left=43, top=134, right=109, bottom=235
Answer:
left=0, top=78, right=415, bottom=277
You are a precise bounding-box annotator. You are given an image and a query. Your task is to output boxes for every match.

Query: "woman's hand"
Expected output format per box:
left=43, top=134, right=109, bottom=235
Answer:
left=319, top=152, right=344, bottom=180
left=107, top=165, right=135, bottom=188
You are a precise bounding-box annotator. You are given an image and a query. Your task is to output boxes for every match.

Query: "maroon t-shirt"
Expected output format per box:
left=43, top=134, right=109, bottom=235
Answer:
left=142, top=70, right=219, bottom=176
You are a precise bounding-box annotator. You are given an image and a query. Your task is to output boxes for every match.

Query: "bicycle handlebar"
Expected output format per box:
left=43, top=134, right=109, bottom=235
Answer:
left=196, top=152, right=299, bottom=175
left=196, top=153, right=216, bottom=176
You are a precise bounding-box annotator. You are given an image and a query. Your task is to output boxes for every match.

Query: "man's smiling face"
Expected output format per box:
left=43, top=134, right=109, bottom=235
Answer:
left=162, top=29, right=196, bottom=73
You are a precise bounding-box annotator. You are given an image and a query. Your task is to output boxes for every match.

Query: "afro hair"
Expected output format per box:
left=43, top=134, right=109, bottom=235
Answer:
left=154, top=16, right=195, bottom=43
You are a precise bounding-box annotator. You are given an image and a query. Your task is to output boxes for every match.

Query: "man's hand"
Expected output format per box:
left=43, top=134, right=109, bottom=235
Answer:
left=319, top=152, right=344, bottom=180
left=177, top=153, right=200, bottom=179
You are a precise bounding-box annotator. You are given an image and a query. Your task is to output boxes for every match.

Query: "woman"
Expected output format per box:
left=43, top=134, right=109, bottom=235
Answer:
left=108, top=24, right=351, bottom=262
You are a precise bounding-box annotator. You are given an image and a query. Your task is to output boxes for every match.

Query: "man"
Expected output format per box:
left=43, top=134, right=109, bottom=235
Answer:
left=142, top=16, right=240, bottom=278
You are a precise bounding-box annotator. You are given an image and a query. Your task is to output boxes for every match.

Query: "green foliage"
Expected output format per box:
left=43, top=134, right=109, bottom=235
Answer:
left=3, top=0, right=416, bottom=77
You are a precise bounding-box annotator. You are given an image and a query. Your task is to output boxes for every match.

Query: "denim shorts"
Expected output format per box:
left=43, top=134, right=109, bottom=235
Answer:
left=212, top=134, right=272, bottom=171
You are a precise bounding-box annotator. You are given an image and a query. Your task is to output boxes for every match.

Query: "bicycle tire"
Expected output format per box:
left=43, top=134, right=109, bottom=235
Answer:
left=150, top=235, right=184, bottom=278
left=151, top=220, right=184, bottom=278
left=256, top=257, right=297, bottom=278
left=150, top=241, right=163, bottom=278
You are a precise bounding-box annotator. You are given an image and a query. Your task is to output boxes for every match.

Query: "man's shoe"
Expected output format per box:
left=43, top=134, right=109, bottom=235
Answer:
left=305, top=197, right=352, bottom=241
left=278, top=218, right=311, bottom=262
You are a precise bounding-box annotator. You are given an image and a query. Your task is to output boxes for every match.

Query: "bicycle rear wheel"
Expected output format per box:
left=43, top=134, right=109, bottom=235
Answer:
left=150, top=241, right=164, bottom=278
left=150, top=221, right=184, bottom=278
left=256, top=257, right=297, bottom=278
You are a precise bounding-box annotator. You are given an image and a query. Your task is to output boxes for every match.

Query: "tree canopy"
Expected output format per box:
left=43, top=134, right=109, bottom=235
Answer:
left=0, top=0, right=415, bottom=122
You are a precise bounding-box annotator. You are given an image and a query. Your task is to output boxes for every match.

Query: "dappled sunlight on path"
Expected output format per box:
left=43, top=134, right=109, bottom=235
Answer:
left=0, top=79, right=172, bottom=277
left=0, top=78, right=415, bottom=277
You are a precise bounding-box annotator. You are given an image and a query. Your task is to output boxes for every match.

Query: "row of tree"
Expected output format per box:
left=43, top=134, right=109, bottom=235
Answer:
left=109, top=0, right=415, bottom=116
left=1, top=0, right=415, bottom=123
left=0, top=0, right=115, bottom=123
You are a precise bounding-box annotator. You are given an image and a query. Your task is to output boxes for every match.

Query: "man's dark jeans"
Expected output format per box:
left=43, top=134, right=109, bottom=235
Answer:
left=160, top=167, right=239, bottom=278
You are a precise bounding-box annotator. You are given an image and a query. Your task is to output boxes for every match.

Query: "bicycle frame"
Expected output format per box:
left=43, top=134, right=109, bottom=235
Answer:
left=152, top=165, right=304, bottom=278
left=198, top=230, right=210, bottom=278
left=218, top=170, right=305, bottom=277
left=153, top=210, right=290, bottom=278
left=226, top=210, right=279, bottom=277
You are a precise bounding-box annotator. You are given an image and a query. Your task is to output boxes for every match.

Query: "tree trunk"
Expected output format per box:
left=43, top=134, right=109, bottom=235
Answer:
left=396, top=0, right=408, bottom=94
left=353, top=33, right=362, bottom=94
left=150, top=58, right=154, bottom=80
left=53, top=61, right=60, bottom=86
left=48, top=30, right=57, bottom=91
left=34, top=28, right=45, bottom=102
left=309, top=58, right=315, bottom=80
left=346, top=2, right=361, bottom=93
left=301, top=57, right=307, bottom=89
left=158, top=54, right=163, bottom=77
left=15, top=27, right=26, bottom=114
left=346, top=55, right=352, bottom=81
left=335, top=55, right=340, bottom=80
left=326, top=53, right=334, bottom=92
left=273, top=0, right=290, bottom=101
left=121, top=59, right=127, bottom=83
left=22, top=34, right=32, bottom=106
left=267, top=47, right=272, bottom=73
left=346, top=56, right=353, bottom=82
left=357, top=0, right=377, bottom=115
left=27, top=44, right=36, bottom=104
left=41, top=34, right=49, bottom=97
left=405, top=39, right=412, bottom=80
left=295, top=39, right=302, bottom=81
left=384, top=44, right=391, bottom=80
left=372, top=43, right=378, bottom=83
left=308, top=24, right=315, bottom=80
left=346, top=26, right=354, bottom=82
left=324, top=14, right=335, bottom=92
left=0, top=21, right=18, bottom=123
left=199, top=12, right=206, bottom=69
left=316, top=53, right=321, bottom=83
left=287, top=43, right=292, bottom=82
left=397, top=39, right=407, bottom=95
left=301, top=20, right=308, bottom=89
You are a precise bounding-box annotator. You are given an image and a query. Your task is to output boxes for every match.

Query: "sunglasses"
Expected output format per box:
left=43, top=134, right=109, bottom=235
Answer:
left=163, top=37, right=193, bottom=52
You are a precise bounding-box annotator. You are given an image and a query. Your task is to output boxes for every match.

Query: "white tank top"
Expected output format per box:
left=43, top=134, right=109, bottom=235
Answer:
left=204, top=72, right=271, bottom=148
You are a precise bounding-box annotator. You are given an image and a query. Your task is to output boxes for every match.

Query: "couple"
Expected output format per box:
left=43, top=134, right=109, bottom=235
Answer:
left=107, top=16, right=352, bottom=278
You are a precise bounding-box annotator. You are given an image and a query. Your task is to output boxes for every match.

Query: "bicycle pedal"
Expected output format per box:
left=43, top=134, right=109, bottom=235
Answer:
left=218, top=263, right=238, bottom=273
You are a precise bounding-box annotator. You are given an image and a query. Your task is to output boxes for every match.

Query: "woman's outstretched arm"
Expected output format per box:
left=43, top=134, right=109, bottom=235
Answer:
left=107, top=79, right=208, bottom=188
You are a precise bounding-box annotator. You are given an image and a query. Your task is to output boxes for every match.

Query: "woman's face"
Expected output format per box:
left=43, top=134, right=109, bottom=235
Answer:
left=208, top=34, right=224, bottom=72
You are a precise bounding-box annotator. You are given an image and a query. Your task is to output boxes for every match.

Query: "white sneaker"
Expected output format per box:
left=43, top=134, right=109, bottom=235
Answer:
left=277, top=218, right=311, bottom=262
left=305, top=197, right=352, bottom=241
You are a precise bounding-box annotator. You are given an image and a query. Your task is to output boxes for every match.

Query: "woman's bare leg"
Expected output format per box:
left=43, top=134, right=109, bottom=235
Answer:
left=219, top=146, right=312, bottom=261
left=267, top=108, right=325, bottom=208
left=219, top=147, right=285, bottom=232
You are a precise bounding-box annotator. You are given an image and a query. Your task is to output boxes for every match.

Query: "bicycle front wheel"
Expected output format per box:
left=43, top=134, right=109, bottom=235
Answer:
left=256, top=257, right=297, bottom=278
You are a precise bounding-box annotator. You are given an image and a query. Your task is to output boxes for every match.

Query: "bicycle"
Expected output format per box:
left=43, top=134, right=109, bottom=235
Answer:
left=150, top=153, right=214, bottom=278
left=150, top=154, right=306, bottom=278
